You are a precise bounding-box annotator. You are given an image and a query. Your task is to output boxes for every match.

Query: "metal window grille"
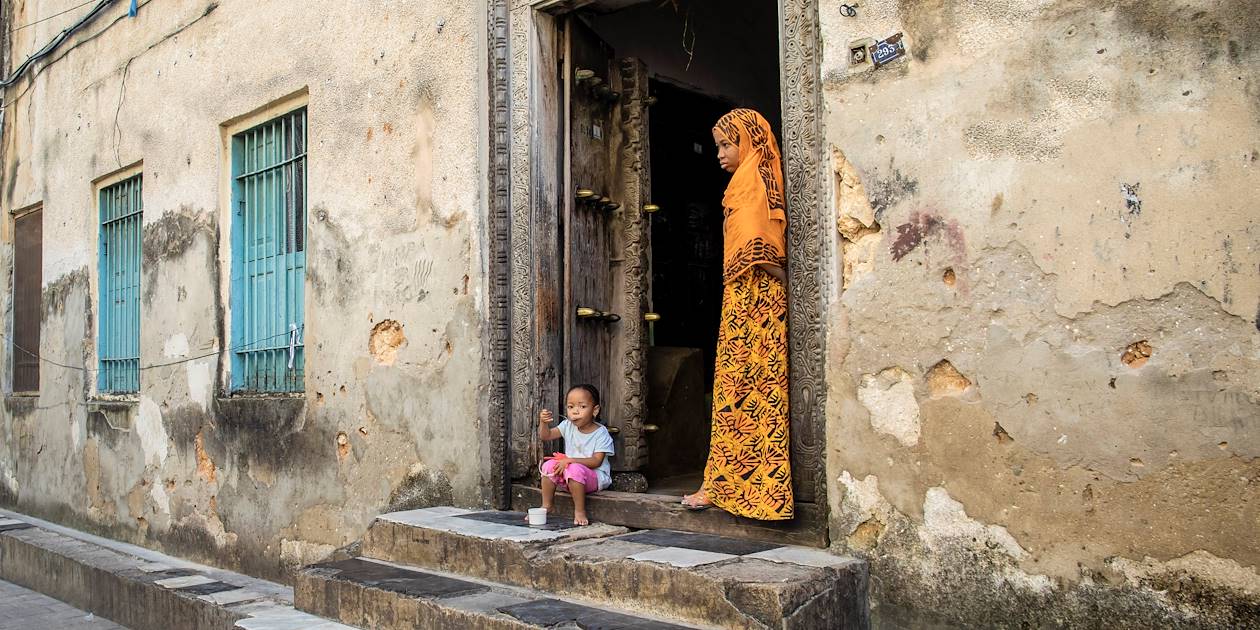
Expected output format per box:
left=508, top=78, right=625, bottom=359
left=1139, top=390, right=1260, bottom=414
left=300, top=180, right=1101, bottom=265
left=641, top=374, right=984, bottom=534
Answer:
left=98, top=175, right=142, bottom=393
left=230, top=108, right=306, bottom=392
left=13, top=209, right=42, bottom=393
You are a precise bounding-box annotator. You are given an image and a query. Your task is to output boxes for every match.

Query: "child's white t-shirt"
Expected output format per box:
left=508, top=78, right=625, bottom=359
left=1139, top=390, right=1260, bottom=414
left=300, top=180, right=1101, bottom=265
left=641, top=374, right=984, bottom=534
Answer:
left=556, top=420, right=615, bottom=491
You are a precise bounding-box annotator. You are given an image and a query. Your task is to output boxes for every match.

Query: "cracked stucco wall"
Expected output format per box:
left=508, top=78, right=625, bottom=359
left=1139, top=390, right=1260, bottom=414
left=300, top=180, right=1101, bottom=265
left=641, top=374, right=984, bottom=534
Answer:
left=821, top=0, right=1259, bottom=627
left=0, top=0, right=488, bottom=582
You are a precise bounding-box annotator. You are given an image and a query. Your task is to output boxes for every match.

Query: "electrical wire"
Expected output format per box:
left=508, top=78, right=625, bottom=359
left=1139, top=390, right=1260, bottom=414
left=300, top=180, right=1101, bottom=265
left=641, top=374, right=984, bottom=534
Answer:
left=0, top=0, right=115, bottom=89
left=3, top=0, right=163, bottom=110
left=8, top=0, right=100, bottom=34
left=4, top=326, right=305, bottom=375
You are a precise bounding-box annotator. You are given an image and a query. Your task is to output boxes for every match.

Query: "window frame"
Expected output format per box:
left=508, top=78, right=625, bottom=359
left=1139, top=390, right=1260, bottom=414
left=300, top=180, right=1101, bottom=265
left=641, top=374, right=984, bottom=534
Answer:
left=10, top=204, right=42, bottom=395
left=96, top=172, right=144, bottom=395
left=228, top=106, right=308, bottom=394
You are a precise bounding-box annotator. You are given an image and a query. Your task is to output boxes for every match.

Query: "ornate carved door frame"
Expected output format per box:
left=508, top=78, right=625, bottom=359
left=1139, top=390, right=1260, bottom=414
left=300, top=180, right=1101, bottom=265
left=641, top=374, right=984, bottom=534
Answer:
left=485, top=0, right=828, bottom=534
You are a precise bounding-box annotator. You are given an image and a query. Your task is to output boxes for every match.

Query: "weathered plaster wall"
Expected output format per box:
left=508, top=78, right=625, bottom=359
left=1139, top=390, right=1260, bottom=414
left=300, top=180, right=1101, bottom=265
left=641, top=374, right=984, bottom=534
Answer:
left=820, top=0, right=1259, bottom=627
left=0, top=0, right=489, bottom=582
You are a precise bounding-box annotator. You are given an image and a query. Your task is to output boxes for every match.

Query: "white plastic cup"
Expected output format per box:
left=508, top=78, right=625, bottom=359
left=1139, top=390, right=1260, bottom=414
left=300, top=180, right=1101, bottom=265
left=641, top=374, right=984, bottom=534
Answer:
left=527, top=508, right=548, bottom=527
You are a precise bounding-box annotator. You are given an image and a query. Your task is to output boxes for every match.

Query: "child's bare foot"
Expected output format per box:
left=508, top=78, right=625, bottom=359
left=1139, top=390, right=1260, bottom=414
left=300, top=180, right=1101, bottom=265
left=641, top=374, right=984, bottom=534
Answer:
left=573, top=511, right=590, bottom=526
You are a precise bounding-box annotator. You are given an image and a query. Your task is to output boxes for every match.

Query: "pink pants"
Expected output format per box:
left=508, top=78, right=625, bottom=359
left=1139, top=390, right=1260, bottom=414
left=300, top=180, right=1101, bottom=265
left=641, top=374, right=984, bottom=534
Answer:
left=540, top=460, right=600, bottom=494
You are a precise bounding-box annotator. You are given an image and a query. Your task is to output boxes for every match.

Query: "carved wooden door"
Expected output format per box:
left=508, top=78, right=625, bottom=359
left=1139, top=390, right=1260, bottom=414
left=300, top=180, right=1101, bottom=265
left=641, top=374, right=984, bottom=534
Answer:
left=564, top=19, right=651, bottom=473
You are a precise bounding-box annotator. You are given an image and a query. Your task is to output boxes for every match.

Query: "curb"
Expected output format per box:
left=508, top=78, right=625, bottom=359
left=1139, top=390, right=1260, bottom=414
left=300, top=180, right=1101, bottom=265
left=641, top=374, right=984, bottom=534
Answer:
left=0, top=510, right=354, bottom=630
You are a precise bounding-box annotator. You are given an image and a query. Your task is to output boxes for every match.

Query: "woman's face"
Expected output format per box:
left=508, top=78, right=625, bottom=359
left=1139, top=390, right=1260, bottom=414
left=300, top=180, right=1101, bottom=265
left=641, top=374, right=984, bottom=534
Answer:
left=712, top=128, right=740, bottom=173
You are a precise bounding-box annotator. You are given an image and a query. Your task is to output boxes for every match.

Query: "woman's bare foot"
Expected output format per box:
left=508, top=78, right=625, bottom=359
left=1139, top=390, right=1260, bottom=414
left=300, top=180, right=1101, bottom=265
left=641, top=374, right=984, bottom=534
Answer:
left=573, top=511, right=590, bottom=526
left=682, top=490, right=712, bottom=509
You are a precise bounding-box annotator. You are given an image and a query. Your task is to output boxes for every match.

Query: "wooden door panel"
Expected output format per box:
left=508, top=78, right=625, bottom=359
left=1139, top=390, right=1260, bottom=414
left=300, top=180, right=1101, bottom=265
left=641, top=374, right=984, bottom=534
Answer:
left=606, top=57, right=650, bottom=471
left=564, top=19, right=652, bottom=472
left=566, top=19, right=615, bottom=415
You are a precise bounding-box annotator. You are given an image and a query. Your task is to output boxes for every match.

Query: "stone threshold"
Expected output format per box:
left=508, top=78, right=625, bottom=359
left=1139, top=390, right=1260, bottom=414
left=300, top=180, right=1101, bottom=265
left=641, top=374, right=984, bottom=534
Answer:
left=511, top=483, right=828, bottom=548
left=0, top=509, right=357, bottom=630
left=348, top=506, right=869, bottom=629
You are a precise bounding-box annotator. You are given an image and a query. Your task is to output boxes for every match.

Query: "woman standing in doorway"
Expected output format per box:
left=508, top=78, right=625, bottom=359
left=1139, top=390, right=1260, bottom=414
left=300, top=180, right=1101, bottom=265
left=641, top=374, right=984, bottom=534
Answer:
left=681, top=108, right=793, bottom=520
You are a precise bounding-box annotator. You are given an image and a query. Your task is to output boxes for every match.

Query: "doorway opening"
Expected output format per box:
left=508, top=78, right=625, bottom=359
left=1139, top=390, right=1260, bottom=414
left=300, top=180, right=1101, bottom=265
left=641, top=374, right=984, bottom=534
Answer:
left=583, top=1, right=782, bottom=495
left=497, top=0, right=827, bottom=543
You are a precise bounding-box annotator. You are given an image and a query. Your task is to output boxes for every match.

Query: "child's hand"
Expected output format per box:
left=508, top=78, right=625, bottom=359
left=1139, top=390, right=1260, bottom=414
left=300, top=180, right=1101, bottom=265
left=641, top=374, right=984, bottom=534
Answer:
left=539, top=409, right=554, bottom=425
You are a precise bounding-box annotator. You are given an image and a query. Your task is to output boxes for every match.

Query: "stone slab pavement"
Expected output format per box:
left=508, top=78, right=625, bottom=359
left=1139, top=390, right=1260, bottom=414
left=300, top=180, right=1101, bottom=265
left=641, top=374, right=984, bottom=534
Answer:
left=0, top=578, right=130, bottom=629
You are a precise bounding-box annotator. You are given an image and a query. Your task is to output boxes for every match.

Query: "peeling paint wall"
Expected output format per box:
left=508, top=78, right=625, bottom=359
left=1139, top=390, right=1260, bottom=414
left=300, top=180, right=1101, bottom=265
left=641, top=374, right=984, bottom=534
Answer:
left=0, top=0, right=488, bottom=582
left=821, top=0, right=1259, bottom=626
left=4, top=0, right=1258, bottom=621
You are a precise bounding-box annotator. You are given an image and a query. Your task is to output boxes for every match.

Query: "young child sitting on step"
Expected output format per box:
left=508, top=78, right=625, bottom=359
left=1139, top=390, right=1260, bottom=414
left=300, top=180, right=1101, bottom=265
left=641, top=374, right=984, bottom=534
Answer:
left=534, top=384, right=614, bottom=526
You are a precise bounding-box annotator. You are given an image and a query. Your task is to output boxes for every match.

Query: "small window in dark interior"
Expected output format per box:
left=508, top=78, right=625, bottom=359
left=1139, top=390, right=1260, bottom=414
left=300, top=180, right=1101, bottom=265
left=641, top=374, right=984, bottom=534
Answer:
left=13, top=208, right=43, bottom=393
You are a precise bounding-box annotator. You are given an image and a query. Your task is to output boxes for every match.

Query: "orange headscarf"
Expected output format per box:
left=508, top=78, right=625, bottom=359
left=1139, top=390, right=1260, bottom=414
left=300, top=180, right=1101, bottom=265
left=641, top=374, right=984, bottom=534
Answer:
left=714, top=109, right=786, bottom=283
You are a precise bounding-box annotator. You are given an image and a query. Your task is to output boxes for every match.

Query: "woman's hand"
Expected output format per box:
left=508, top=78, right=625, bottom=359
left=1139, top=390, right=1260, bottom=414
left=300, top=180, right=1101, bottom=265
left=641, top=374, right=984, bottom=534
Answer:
left=759, top=263, right=787, bottom=284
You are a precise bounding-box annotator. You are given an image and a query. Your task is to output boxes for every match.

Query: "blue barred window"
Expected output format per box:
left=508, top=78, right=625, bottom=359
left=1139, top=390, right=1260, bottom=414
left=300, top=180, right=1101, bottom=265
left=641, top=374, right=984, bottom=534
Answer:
left=98, top=175, right=142, bottom=393
left=230, top=108, right=306, bottom=392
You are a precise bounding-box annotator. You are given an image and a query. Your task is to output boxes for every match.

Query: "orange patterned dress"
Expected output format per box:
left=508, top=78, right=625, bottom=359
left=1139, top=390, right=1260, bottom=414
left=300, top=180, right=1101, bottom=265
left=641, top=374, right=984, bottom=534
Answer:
left=702, top=109, right=793, bottom=521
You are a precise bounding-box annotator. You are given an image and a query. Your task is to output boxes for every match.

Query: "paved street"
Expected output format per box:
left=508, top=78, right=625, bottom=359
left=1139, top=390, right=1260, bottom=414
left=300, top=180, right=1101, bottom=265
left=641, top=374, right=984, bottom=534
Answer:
left=0, top=579, right=129, bottom=629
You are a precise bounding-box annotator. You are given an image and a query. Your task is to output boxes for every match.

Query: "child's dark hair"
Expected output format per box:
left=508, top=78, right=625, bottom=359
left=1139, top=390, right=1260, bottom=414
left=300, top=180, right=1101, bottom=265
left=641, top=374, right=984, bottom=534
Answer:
left=567, top=383, right=601, bottom=407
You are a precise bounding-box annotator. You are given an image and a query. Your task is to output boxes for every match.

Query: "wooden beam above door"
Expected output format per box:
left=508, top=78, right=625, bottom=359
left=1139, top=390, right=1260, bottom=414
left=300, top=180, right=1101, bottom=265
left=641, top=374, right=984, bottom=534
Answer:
left=534, top=0, right=656, bottom=16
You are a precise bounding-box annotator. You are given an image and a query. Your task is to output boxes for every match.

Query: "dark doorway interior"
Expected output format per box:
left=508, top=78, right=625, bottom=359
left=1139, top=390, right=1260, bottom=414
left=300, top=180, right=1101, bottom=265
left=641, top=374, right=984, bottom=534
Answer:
left=647, top=80, right=730, bottom=377
left=586, top=1, right=781, bottom=494
left=640, top=80, right=730, bottom=491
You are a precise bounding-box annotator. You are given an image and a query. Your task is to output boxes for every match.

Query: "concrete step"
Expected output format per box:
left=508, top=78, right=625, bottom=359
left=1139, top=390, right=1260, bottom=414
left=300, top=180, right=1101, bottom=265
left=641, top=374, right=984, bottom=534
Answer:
left=0, top=510, right=358, bottom=630
left=297, top=556, right=710, bottom=629
left=511, top=483, right=827, bottom=548
left=345, top=506, right=869, bottom=630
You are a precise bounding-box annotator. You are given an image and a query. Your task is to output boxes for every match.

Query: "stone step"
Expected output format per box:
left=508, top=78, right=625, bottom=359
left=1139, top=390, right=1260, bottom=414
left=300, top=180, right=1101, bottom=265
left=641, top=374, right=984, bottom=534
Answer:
left=296, top=556, right=710, bottom=629
left=0, top=510, right=358, bottom=630
left=511, top=483, right=827, bottom=548
left=351, top=506, right=869, bottom=630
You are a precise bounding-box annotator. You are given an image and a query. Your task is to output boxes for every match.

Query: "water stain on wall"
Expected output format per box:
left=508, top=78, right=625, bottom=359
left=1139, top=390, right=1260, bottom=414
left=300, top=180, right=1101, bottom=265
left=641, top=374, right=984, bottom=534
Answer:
left=889, top=211, right=965, bottom=262
left=867, top=168, right=919, bottom=220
